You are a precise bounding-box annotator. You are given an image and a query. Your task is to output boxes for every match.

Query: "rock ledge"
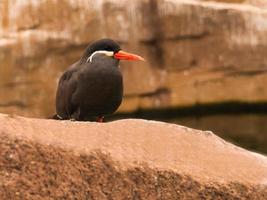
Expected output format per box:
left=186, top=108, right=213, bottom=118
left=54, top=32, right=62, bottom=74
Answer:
left=0, top=113, right=267, bottom=199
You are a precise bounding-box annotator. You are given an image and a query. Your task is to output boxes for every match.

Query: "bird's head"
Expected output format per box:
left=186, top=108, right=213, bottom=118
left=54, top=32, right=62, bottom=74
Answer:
left=82, top=39, right=145, bottom=63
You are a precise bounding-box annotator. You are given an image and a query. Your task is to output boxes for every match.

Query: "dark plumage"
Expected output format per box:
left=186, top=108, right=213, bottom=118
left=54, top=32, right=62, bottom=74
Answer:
left=55, top=39, right=144, bottom=122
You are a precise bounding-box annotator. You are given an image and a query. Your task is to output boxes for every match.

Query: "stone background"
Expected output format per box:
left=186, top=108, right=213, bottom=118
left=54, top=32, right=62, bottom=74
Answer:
left=1, top=0, right=267, bottom=118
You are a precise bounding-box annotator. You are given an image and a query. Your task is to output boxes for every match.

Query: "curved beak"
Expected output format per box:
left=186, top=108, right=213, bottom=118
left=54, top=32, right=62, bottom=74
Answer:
left=114, top=50, right=145, bottom=61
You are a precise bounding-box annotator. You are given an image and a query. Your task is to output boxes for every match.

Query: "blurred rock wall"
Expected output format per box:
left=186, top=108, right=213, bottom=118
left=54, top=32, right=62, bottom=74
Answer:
left=0, top=0, right=267, bottom=118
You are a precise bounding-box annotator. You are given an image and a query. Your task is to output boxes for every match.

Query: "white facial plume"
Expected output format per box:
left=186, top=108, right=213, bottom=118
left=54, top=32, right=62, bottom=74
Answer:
left=87, top=50, right=114, bottom=63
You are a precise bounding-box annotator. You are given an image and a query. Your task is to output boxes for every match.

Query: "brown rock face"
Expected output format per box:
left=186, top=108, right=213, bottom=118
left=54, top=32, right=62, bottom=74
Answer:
left=1, top=0, right=267, bottom=117
left=0, top=113, right=267, bottom=199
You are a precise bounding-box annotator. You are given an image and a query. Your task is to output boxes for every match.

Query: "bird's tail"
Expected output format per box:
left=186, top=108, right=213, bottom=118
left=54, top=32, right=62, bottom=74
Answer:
left=50, top=114, right=63, bottom=120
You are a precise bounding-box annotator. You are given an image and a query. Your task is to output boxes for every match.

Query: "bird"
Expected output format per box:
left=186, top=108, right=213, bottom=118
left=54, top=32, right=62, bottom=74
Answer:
left=55, top=38, right=145, bottom=122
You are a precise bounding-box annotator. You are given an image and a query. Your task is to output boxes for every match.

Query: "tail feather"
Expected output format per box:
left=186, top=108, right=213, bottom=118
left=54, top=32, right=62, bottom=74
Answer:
left=50, top=114, right=63, bottom=120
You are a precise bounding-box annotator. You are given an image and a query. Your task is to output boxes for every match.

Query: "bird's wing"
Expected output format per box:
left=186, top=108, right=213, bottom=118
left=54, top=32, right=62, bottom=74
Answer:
left=56, top=62, right=80, bottom=118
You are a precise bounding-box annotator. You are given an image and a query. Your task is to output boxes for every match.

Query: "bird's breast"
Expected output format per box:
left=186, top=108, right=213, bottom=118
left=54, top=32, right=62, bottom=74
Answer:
left=73, top=65, right=123, bottom=111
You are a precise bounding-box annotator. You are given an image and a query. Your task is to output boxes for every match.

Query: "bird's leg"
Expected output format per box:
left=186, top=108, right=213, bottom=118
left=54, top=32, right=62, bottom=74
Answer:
left=96, top=116, right=104, bottom=123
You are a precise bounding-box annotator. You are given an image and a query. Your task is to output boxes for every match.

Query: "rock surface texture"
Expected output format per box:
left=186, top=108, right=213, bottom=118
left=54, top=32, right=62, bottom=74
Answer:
left=1, top=0, right=267, bottom=117
left=0, top=113, right=267, bottom=199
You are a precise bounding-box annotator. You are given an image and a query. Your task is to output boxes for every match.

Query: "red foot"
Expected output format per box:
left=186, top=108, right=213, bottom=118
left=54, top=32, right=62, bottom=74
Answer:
left=96, top=116, right=104, bottom=123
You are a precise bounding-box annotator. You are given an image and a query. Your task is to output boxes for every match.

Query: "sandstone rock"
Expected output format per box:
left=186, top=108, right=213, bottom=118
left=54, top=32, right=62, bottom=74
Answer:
left=0, top=113, right=267, bottom=199
left=1, top=0, right=267, bottom=117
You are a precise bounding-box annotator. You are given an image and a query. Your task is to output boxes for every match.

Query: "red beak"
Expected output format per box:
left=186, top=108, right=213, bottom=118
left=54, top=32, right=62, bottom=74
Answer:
left=114, top=50, right=145, bottom=61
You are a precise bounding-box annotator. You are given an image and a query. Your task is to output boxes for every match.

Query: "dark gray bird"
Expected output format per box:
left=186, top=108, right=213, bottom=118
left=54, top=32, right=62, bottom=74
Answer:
left=55, top=39, right=144, bottom=122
